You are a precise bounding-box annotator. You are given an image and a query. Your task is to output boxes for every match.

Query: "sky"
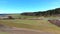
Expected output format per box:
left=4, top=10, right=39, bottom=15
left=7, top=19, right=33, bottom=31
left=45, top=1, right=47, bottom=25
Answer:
left=0, top=0, right=60, bottom=14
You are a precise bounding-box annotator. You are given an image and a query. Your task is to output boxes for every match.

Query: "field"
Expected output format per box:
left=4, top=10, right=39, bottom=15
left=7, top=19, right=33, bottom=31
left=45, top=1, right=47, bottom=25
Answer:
left=0, top=14, right=60, bottom=34
left=0, top=19, right=60, bottom=34
left=0, top=32, right=9, bottom=34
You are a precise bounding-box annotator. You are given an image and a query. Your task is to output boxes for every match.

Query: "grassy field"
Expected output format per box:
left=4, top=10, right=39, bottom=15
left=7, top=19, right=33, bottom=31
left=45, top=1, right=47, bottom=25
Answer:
left=0, top=14, right=60, bottom=34
left=0, top=19, right=60, bottom=34
left=9, top=14, right=39, bottom=18
left=0, top=32, right=9, bottom=34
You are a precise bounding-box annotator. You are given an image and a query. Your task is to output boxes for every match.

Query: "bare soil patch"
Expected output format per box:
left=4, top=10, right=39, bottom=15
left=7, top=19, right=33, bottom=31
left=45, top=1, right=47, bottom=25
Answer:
left=48, top=20, right=60, bottom=27
left=0, top=24, right=55, bottom=34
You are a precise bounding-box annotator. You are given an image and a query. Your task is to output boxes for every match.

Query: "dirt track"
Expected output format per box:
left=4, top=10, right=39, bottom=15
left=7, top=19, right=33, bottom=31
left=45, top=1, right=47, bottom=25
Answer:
left=0, top=27, right=55, bottom=34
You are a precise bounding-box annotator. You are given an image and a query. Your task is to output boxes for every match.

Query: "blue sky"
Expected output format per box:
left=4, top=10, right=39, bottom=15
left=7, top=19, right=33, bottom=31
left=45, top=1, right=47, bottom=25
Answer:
left=0, top=0, right=60, bottom=14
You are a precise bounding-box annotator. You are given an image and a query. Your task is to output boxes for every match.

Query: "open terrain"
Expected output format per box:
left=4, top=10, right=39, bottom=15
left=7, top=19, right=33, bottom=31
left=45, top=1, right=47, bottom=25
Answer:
left=0, top=14, right=60, bottom=34
left=0, top=18, right=60, bottom=34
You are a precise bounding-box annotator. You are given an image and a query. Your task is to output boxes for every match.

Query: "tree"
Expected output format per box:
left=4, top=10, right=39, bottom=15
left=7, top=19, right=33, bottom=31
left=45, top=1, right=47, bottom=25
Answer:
left=8, top=16, right=13, bottom=19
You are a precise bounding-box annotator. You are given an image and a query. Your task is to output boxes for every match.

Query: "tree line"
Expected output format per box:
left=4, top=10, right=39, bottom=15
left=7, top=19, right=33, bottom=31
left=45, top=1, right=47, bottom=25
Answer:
left=21, top=8, right=60, bottom=16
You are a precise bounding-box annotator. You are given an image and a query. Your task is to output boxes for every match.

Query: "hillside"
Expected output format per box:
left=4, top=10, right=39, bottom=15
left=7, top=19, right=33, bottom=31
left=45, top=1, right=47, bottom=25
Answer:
left=21, top=8, right=60, bottom=16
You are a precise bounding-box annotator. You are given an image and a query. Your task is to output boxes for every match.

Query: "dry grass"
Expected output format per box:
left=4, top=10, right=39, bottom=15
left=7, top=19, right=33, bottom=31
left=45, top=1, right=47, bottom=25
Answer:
left=0, top=19, right=60, bottom=34
left=0, top=32, right=9, bottom=34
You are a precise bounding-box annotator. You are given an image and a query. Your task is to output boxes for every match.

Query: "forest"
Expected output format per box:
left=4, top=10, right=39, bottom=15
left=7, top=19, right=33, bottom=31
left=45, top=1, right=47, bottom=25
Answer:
left=21, top=8, right=60, bottom=16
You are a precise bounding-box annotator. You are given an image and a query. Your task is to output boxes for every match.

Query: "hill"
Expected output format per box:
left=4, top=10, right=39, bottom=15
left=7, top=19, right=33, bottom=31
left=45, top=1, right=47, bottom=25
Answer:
left=21, top=8, right=60, bottom=16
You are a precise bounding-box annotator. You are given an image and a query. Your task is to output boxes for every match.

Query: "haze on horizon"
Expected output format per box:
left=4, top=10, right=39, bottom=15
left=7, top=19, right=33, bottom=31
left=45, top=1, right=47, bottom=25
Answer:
left=0, top=0, right=60, bottom=14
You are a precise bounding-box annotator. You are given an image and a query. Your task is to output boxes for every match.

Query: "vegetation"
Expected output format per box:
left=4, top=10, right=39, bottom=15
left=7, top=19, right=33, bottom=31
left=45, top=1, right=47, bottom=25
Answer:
left=0, top=19, right=60, bottom=32
left=0, top=8, right=60, bottom=34
left=0, top=32, right=9, bottom=34
left=21, top=8, right=60, bottom=16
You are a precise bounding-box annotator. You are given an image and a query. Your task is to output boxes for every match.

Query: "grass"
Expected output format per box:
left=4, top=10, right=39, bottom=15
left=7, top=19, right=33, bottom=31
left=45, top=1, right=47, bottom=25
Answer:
left=0, top=32, right=9, bottom=34
left=6, top=14, right=60, bottom=18
left=9, top=14, right=39, bottom=18
left=0, top=13, right=60, bottom=34
left=9, top=14, right=34, bottom=19
left=0, top=19, right=60, bottom=32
